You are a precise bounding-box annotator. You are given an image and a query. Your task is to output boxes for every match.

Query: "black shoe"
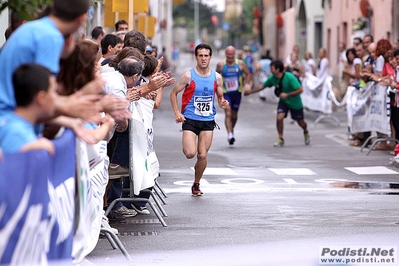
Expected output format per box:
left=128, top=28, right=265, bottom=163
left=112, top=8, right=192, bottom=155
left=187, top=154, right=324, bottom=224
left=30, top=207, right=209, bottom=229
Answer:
left=107, top=211, right=126, bottom=221
left=131, top=204, right=150, bottom=215
left=228, top=137, right=235, bottom=145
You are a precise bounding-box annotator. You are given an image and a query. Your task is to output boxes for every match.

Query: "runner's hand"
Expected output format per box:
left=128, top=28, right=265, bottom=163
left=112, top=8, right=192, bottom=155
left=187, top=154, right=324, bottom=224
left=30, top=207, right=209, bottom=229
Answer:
left=175, top=113, right=186, bottom=123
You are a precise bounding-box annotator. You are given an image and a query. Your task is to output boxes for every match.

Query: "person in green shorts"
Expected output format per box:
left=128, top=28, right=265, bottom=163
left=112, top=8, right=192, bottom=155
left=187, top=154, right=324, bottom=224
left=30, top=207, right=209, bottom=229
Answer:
left=244, top=59, right=310, bottom=147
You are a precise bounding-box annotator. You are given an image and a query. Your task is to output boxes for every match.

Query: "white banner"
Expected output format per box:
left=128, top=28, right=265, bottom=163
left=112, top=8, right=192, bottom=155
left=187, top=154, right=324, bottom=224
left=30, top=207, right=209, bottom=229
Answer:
left=346, top=82, right=391, bottom=135
left=72, top=139, right=108, bottom=263
left=301, top=73, right=333, bottom=114
left=131, top=99, right=158, bottom=195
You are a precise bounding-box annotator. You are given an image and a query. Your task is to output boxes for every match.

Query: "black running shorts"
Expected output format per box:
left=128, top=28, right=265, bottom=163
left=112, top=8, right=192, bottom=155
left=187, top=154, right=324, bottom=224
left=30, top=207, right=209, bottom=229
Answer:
left=182, top=118, right=216, bottom=135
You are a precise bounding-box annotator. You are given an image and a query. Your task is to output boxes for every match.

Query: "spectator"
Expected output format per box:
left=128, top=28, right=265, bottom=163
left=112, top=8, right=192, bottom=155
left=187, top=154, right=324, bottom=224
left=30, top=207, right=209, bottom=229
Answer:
left=4, top=11, right=26, bottom=40
left=256, top=50, right=273, bottom=100
left=159, top=47, right=170, bottom=71
left=0, top=63, right=56, bottom=154
left=286, top=44, right=300, bottom=65
left=337, top=42, right=347, bottom=99
left=0, top=0, right=102, bottom=123
left=56, top=40, right=121, bottom=260
left=115, top=20, right=128, bottom=32
left=91, top=26, right=105, bottom=46
left=285, top=52, right=304, bottom=81
left=115, top=30, right=127, bottom=42
left=316, top=48, right=330, bottom=81
left=342, top=48, right=361, bottom=90
left=100, top=34, right=123, bottom=64
left=304, top=51, right=317, bottom=76
left=145, top=45, right=153, bottom=55
left=353, top=37, right=362, bottom=47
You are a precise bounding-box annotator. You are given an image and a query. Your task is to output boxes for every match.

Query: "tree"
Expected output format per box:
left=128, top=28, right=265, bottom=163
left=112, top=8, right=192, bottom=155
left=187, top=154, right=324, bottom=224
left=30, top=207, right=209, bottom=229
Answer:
left=242, top=0, right=259, bottom=31
left=173, top=0, right=215, bottom=36
left=0, top=0, right=52, bottom=19
left=0, top=0, right=102, bottom=20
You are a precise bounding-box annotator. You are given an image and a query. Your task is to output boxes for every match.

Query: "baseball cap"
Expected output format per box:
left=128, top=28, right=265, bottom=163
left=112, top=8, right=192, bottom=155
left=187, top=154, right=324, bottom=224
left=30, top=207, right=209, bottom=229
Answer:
left=146, top=45, right=153, bottom=52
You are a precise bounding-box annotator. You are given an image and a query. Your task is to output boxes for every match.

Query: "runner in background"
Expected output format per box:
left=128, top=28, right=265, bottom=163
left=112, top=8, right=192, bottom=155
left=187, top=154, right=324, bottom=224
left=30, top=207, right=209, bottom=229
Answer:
left=216, top=45, right=253, bottom=145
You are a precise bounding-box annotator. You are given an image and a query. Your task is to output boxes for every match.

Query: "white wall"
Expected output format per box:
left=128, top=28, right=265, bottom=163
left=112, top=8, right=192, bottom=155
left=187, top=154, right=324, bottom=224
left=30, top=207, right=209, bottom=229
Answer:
left=0, top=8, right=9, bottom=47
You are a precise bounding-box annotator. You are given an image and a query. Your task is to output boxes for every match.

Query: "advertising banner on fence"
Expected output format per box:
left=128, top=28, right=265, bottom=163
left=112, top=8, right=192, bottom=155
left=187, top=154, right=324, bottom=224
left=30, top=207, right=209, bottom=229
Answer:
left=346, top=82, right=390, bottom=135
left=131, top=101, right=157, bottom=195
left=301, top=74, right=333, bottom=114
left=0, top=130, right=76, bottom=265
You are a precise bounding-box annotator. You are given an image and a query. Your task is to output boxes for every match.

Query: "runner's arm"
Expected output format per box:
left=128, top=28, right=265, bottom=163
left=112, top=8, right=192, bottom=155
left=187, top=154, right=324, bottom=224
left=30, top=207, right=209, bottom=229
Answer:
left=215, top=62, right=223, bottom=74
left=239, top=60, right=254, bottom=89
left=170, top=71, right=191, bottom=123
left=216, top=73, right=229, bottom=109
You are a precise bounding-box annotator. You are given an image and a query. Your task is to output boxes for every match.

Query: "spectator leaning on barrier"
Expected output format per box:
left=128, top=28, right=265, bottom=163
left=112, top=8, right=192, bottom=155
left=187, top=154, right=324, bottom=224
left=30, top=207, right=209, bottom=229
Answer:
left=0, top=64, right=56, bottom=154
left=391, top=49, right=399, bottom=141
left=342, top=48, right=362, bottom=89
left=129, top=55, right=175, bottom=214
left=369, top=39, right=393, bottom=150
left=106, top=30, right=168, bottom=218
left=0, top=0, right=103, bottom=124
left=56, top=39, right=121, bottom=261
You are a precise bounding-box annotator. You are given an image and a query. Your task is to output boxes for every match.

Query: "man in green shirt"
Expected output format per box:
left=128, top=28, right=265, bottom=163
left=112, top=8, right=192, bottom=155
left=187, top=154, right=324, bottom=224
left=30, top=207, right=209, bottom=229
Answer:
left=244, top=60, right=310, bottom=147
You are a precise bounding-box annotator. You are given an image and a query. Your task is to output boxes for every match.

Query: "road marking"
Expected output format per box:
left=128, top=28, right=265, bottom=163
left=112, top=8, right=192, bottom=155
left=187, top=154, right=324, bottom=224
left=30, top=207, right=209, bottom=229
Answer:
left=283, top=178, right=298, bottom=184
left=174, top=179, right=210, bottom=186
left=164, top=186, right=347, bottom=194
left=220, top=178, right=264, bottom=185
left=315, top=178, right=348, bottom=183
left=345, top=166, right=398, bottom=175
left=191, top=167, right=237, bottom=175
left=325, top=133, right=350, bottom=147
left=277, top=205, right=297, bottom=219
left=268, top=168, right=317, bottom=175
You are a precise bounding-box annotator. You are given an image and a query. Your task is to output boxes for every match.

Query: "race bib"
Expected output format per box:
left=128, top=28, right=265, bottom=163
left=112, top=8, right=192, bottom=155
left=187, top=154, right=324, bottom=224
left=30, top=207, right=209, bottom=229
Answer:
left=225, top=77, right=239, bottom=92
left=194, top=96, right=213, bottom=116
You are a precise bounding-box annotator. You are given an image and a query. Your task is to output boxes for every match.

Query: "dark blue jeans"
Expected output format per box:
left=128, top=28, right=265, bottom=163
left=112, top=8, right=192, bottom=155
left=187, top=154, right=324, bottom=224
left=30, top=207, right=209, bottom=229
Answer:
left=111, top=128, right=129, bottom=167
left=107, top=179, right=123, bottom=210
left=108, top=129, right=129, bottom=210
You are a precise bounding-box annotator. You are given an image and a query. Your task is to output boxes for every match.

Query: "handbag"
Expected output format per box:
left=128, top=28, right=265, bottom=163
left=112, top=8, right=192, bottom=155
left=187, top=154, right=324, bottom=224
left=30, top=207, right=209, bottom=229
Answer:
left=274, top=72, right=285, bottom=97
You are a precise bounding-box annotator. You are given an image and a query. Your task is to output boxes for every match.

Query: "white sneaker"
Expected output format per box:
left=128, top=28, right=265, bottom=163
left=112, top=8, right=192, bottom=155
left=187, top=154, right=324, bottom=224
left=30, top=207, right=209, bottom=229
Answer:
left=114, top=205, right=137, bottom=217
left=101, top=215, right=118, bottom=235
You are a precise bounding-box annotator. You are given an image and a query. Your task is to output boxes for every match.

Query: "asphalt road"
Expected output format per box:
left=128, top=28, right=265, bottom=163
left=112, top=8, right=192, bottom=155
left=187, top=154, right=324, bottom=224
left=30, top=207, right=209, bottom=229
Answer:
left=86, top=53, right=399, bottom=266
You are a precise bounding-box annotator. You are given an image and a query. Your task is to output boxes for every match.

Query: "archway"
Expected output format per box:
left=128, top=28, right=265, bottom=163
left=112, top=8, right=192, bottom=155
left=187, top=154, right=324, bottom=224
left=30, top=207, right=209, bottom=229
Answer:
left=297, top=0, right=307, bottom=59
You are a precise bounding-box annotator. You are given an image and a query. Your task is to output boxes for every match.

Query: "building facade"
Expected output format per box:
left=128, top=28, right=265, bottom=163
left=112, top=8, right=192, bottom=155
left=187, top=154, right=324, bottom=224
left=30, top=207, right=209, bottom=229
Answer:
left=324, top=0, right=394, bottom=76
left=260, top=0, right=398, bottom=77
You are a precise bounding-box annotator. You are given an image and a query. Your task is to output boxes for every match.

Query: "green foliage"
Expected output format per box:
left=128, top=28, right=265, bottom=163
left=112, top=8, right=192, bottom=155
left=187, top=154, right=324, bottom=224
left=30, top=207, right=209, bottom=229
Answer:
left=242, top=0, right=259, bottom=31
left=173, top=0, right=215, bottom=36
left=0, top=0, right=52, bottom=19
left=225, top=0, right=258, bottom=39
left=0, top=0, right=103, bottom=20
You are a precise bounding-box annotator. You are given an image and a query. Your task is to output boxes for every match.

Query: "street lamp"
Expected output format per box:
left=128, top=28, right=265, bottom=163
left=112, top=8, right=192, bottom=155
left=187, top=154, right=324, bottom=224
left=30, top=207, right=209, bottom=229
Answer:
left=194, top=0, right=199, bottom=43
